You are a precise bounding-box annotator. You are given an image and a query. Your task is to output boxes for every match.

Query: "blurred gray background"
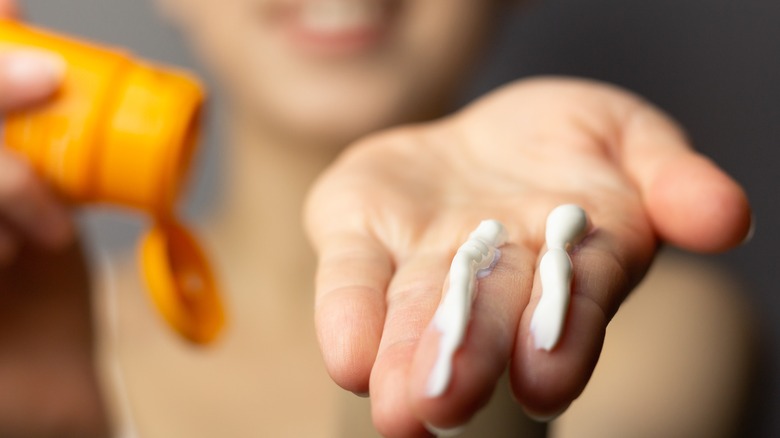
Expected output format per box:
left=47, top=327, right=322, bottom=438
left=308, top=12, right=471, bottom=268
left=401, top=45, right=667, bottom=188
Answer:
left=21, top=0, right=780, bottom=436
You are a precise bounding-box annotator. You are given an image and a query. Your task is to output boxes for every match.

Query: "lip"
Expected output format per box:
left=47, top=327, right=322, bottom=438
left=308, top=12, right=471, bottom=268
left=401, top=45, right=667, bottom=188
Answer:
left=267, top=0, right=396, bottom=58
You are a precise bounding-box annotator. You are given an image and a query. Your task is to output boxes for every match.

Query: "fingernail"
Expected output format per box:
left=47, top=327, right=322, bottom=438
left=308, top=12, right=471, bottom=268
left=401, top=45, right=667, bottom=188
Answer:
left=741, top=214, right=755, bottom=246
left=523, top=403, right=570, bottom=423
left=2, top=50, right=66, bottom=88
left=424, top=422, right=466, bottom=437
left=353, top=391, right=369, bottom=398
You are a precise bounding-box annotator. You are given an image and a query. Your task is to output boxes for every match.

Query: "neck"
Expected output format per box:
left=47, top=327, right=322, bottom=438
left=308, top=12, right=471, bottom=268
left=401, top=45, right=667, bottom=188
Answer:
left=205, top=108, right=342, bottom=281
left=204, top=106, right=344, bottom=310
left=182, top=109, right=344, bottom=340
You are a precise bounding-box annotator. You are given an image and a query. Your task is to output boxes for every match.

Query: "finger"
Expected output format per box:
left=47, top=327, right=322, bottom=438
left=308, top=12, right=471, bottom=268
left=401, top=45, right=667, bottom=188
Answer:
left=369, top=252, right=451, bottom=438
left=313, top=231, right=393, bottom=395
left=619, top=105, right=751, bottom=252
left=0, top=0, right=18, bottom=18
left=407, top=244, right=535, bottom=431
left=0, top=50, right=65, bottom=111
left=0, top=150, right=74, bottom=249
left=511, top=209, right=655, bottom=418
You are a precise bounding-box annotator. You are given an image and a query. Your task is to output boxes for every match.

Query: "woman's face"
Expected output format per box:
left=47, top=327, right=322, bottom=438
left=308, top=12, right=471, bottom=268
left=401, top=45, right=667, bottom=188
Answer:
left=160, top=0, right=506, bottom=145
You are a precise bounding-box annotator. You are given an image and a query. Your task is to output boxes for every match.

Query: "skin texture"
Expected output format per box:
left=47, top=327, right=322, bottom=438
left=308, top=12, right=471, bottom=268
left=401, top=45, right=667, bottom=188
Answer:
left=305, top=77, right=751, bottom=435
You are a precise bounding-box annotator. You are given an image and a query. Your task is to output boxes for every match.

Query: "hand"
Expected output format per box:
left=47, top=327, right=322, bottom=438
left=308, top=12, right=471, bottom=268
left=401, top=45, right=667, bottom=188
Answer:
left=305, top=77, right=751, bottom=436
left=0, top=4, right=73, bottom=264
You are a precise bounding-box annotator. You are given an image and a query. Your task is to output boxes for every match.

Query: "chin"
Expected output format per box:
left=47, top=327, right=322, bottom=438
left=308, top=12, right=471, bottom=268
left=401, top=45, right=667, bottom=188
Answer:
left=252, top=79, right=441, bottom=149
left=286, top=105, right=407, bottom=150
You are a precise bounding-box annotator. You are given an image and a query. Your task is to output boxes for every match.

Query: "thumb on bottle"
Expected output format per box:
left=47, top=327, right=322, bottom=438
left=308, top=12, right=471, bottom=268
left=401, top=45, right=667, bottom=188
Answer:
left=0, top=50, right=65, bottom=111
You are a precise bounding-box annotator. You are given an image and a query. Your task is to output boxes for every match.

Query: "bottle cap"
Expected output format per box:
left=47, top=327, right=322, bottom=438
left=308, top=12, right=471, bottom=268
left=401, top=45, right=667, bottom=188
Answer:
left=140, top=220, right=225, bottom=344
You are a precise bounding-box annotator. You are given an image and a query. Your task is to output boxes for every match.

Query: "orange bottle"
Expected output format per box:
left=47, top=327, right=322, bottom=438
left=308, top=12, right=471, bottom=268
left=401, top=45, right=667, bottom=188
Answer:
left=0, top=18, right=224, bottom=344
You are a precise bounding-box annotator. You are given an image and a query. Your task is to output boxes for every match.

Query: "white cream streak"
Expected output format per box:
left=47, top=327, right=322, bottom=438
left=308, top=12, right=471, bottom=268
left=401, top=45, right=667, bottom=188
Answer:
left=531, top=204, right=590, bottom=351
left=426, top=220, right=508, bottom=398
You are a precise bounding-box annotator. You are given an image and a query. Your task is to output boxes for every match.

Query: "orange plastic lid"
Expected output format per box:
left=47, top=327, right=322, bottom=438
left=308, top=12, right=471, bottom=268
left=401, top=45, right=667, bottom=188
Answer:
left=139, top=221, right=225, bottom=344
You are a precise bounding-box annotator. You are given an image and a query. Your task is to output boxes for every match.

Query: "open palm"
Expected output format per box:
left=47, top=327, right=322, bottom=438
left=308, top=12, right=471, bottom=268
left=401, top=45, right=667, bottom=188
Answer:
left=305, top=77, right=750, bottom=437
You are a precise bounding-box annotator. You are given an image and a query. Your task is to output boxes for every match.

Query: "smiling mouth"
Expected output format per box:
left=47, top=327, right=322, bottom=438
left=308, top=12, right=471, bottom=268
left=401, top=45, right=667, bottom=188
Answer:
left=269, top=0, right=397, bottom=57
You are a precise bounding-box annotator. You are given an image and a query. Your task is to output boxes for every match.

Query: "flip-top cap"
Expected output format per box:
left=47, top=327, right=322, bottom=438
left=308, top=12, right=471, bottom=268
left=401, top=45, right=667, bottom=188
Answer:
left=140, top=221, right=225, bottom=344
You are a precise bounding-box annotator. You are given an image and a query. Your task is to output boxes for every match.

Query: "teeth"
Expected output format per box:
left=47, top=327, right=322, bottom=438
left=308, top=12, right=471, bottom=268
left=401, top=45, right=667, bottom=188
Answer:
left=300, top=0, right=383, bottom=33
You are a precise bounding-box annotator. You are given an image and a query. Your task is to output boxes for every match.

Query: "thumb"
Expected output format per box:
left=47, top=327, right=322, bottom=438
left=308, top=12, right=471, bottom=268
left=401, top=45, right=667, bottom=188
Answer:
left=619, top=105, right=751, bottom=253
left=0, top=50, right=65, bottom=111
left=0, top=0, right=19, bottom=19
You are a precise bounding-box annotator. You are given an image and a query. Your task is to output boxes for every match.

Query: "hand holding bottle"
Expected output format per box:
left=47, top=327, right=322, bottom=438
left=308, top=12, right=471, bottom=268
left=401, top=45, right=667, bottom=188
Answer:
left=0, top=14, right=73, bottom=264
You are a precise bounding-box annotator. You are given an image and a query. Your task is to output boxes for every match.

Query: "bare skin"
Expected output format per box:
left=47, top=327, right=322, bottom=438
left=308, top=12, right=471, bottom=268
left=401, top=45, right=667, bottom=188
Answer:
left=97, top=102, right=545, bottom=438
left=305, top=78, right=751, bottom=435
left=0, top=0, right=754, bottom=436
